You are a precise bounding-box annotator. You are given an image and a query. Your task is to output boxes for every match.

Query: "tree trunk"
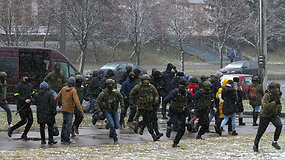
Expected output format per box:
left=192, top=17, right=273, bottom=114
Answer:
left=219, top=46, right=224, bottom=68
left=59, top=0, right=66, bottom=55
left=179, top=42, right=184, bottom=71
left=79, top=47, right=87, bottom=74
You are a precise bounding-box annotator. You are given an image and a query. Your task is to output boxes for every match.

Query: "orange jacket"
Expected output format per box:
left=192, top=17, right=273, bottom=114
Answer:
left=54, top=86, right=84, bottom=115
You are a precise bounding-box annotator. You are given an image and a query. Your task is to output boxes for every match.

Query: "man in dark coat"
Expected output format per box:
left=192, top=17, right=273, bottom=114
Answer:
left=34, top=82, right=57, bottom=144
left=233, top=77, right=246, bottom=125
left=191, top=81, right=217, bottom=139
left=71, top=75, right=88, bottom=137
left=253, top=81, right=283, bottom=152
left=163, top=80, right=192, bottom=147
left=170, top=71, right=185, bottom=91
left=119, top=72, right=138, bottom=129
left=119, top=64, right=132, bottom=85
left=161, top=63, right=177, bottom=119
left=88, top=69, right=104, bottom=113
left=8, top=73, right=34, bottom=140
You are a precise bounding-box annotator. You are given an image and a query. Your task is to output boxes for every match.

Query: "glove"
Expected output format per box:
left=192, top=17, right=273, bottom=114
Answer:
left=275, top=99, right=281, bottom=104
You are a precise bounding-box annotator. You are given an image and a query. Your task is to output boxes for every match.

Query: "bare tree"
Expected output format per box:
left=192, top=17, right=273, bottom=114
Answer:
left=160, top=0, right=199, bottom=71
left=118, top=0, right=157, bottom=65
left=64, top=0, right=114, bottom=73
left=0, top=0, right=35, bottom=46
left=203, top=0, right=251, bottom=68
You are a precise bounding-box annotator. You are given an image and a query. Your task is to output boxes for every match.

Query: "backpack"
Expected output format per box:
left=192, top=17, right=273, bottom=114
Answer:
left=249, top=87, right=257, bottom=99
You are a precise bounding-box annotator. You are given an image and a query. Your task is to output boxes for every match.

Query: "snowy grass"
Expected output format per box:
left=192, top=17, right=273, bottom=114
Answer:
left=0, top=132, right=284, bottom=159
left=0, top=112, right=93, bottom=131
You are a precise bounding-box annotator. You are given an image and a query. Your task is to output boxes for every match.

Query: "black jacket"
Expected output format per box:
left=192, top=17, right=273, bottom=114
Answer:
left=34, top=88, right=57, bottom=124
left=221, top=86, right=237, bottom=115
left=14, top=80, right=34, bottom=109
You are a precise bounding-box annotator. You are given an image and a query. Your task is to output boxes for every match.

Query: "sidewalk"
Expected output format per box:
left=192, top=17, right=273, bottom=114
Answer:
left=0, top=116, right=283, bottom=151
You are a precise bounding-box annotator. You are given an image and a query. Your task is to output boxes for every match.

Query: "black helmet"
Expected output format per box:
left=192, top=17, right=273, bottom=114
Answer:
left=68, top=77, right=76, bottom=86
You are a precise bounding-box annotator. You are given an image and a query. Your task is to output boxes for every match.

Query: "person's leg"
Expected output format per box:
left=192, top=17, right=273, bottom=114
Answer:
left=61, top=112, right=73, bottom=143
left=231, top=113, right=238, bottom=135
left=72, top=107, right=84, bottom=135
left=128, top=104, right=137, bottom=123
left=220, top=115, right=229, bottom=128
left=0, top=102, right=12, bottom=125
left=197, top=112, right=209, bottom=139
left=119, top=99, right=129, bottom=126
left=253, top=106, right=260, bottom=126
left=173, top=114, right=186, bottom=147
left=47, top=123, right=57, bottom=144
left=104, top=111, right=117, bottom=142
left=254, top=117, right=270, bottom=148
left=40, top=124, right=46, bottom=144
left=271, top=116, right=283, bottom=142
left=22, top=108, right=33, bottom=138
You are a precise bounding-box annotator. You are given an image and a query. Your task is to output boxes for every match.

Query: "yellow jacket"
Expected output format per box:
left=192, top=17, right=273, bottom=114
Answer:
left=216, top=79, right=230, bottom=118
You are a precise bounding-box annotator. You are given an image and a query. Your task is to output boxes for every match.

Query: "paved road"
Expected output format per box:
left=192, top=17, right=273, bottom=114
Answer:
left=0, top=116, right=284, bottom=151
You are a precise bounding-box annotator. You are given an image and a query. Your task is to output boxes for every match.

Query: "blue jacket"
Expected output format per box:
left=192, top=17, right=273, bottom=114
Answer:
left=120, top=78, right=138, bottom=99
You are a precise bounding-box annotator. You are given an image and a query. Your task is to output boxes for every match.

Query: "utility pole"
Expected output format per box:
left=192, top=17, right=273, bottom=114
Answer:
left=258, top=0, right=267, bottom=90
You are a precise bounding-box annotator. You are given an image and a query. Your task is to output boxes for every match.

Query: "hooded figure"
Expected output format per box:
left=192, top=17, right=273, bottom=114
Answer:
left=34, top=81, right=57, bottom=144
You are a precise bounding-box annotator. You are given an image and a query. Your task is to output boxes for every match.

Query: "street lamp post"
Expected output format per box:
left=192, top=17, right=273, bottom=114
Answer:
left=258, top=0, right=267, bottom=90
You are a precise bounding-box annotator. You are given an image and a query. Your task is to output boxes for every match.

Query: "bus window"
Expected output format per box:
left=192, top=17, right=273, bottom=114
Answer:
left=0, top=58, right=17, bottom=78
left=69, top=65, right=76, bottom=77
left=54, top=61, right=69, bottom=78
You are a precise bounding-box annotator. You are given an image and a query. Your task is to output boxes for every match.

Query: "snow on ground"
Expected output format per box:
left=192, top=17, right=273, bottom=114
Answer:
left=0, top=132, right=284, bottom=159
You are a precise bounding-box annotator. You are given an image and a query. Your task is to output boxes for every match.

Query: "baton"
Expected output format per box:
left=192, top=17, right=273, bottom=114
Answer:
left=15, top=104, right=28, bottom=115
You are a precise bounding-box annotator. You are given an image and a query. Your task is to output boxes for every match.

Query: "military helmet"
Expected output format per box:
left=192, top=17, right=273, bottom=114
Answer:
left=75, top=74, right=83, bottom=81
left=141, top=74, right=150, bottom=80
left=68, top=77, right=76, bottom=86
left=202, top=81, right=212, bottom=87
left=252, top=75, right=260, bottom=81
left=201, top=75, right=209, bottom=81
left=0, top=72, right=7, bottom=78
left=269, top=81, right=281, bottom=89
left=126, top=64, right=132, bottom=70
left=105, top=79, right=115, bottom=84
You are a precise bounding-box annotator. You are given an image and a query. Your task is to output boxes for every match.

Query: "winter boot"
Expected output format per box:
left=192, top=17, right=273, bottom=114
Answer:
left=253, top=144, right=259, bottom=152
left=166, top=127, right=171, bottom=138
left=239, top=118, right=246, bottom=125
left=151, top=133, right=158, bottom=141
left=41, top=139, right=46, bottom=144
left=272, top=142, right=281, bottom=150
left=253, top=112, right=259, bottom=126
left=21, top=134, right=28, bottom=140
left=48, top=139, right=57, bottom=145
left=232, top=131, right=238, bottom=136
left=7, top=126, right=13, bottom=137
left=172, top=143, right=180, bottom=148
left=196, top=134, right=205, bottom=140
left=74, top=125, right=79, bottom=134
left=138, top=127, right=144, bottom=135
left=215, top=125, right=222, bottom=136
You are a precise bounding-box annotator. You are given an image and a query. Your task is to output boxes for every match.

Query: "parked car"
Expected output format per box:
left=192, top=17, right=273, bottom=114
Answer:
left=217, top=61, right=259, bottom=75
left=100, top=62, right=147, bottom=83
left=220, top=74, right=253, bottom=98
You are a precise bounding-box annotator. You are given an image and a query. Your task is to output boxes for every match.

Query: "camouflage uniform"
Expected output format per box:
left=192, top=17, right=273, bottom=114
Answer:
left=44, top=66, right=66, bottom=95
left=0, top=72, right=12, bottom=126
left=129, top=75, right=160, bottom=141
left=95, top=79, right=124, bottom=144
left=253, top=81, right=282, bottom=152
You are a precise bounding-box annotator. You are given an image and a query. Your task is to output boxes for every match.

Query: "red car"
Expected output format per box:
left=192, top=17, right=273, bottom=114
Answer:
left=220, top=74, right=253, bottom=98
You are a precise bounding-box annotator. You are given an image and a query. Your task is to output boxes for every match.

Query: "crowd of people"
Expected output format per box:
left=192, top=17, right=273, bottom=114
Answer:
left=0, top=62, right=282, bottom=152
